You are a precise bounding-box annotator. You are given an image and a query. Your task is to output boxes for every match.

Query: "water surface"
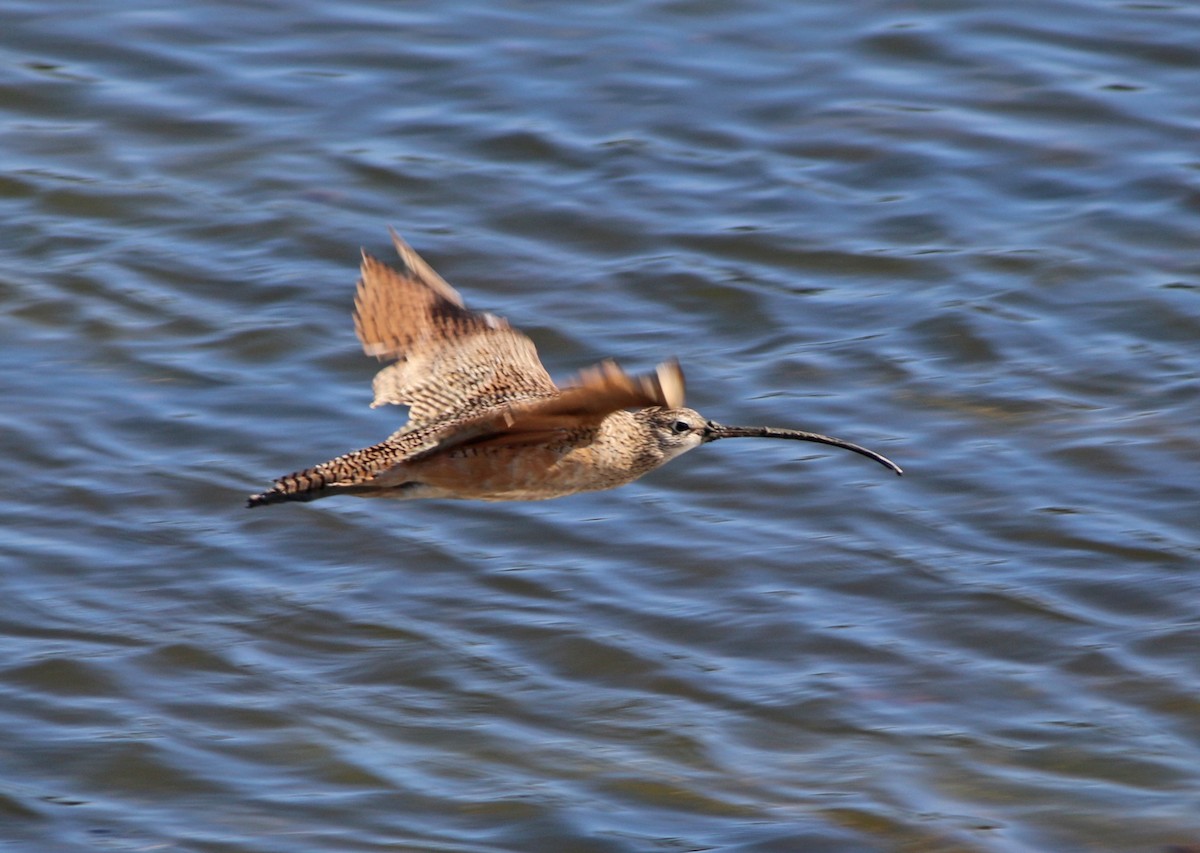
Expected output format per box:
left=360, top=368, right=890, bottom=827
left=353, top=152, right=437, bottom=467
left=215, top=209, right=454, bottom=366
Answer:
left=2, top=1, right=1198, bottom=851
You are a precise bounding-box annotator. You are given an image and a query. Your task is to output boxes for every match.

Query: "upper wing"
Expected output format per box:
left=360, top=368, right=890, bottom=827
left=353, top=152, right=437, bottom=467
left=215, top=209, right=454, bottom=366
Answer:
left=354, top=229, right=558, bottom=427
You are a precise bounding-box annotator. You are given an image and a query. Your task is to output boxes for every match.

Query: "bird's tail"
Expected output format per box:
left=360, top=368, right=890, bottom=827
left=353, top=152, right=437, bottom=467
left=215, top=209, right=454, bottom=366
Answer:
left=246, top=440, right=410, bottom=507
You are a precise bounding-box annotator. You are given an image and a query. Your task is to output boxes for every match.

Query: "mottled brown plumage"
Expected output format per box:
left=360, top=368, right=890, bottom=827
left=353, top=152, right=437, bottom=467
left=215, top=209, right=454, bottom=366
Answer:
left=247, top=230, right=901, bottom=508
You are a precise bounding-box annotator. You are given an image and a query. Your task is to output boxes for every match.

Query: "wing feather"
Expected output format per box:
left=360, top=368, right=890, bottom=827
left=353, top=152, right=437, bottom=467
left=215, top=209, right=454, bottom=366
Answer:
left=354, top=231, right=557, bottom=425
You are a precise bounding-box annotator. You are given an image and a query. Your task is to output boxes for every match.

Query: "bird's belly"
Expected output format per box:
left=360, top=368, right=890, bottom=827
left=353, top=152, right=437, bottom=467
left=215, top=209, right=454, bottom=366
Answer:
left=399, top=443, right=639, bottom=501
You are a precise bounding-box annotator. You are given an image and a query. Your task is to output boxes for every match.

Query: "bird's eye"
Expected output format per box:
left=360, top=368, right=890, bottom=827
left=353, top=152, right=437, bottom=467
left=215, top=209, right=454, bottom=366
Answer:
left=671, top=420, right=691, bottom=435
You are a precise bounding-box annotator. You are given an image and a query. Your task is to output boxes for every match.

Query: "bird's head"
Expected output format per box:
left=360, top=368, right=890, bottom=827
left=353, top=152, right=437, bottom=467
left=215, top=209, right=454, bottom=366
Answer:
left=636, top=406, right=903, bottom=475
left=638, top=407, right=713, bottom=462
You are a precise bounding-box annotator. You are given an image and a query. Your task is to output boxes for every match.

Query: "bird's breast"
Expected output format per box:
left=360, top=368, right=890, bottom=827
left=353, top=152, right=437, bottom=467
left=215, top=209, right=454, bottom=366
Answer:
left=402, top=417, right=661, bottom=501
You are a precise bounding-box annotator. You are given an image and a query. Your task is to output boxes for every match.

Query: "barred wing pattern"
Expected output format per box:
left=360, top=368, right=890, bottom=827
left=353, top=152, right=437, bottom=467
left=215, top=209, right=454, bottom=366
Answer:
left=355, top=229, right=558, bottom=428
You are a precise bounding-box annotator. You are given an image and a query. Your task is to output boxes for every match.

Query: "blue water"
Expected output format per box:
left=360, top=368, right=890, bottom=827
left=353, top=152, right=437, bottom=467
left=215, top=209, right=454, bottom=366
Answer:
left=2, top=1, right=1198, bottom=850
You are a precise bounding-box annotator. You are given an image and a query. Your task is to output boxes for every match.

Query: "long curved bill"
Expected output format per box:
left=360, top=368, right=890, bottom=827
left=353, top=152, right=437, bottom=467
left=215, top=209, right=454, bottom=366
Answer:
left=704, top=423, right=903, bottom=476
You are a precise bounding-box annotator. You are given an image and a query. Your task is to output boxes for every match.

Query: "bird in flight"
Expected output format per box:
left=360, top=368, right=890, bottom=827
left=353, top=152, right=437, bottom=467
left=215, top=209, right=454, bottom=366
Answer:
left=247, top=229, right=901, bottom=508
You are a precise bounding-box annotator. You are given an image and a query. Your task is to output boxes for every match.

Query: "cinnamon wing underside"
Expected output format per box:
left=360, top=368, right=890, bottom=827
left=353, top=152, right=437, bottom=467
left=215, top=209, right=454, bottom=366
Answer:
left=354, top=230, right=557, bottom=427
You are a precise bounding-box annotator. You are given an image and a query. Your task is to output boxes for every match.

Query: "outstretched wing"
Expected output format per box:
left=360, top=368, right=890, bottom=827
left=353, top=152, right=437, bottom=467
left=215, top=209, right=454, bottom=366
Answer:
left=354, top=228, right=558, bottom=427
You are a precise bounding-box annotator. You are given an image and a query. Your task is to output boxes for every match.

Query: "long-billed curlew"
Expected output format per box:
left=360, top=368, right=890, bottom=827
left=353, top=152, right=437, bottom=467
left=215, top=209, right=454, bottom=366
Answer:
left=247, top=230, right=901, bottom=508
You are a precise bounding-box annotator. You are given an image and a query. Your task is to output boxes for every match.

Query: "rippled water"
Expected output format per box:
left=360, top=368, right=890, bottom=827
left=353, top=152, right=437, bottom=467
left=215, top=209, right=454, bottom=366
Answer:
left=3, top=1, right=1199, bottom=850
